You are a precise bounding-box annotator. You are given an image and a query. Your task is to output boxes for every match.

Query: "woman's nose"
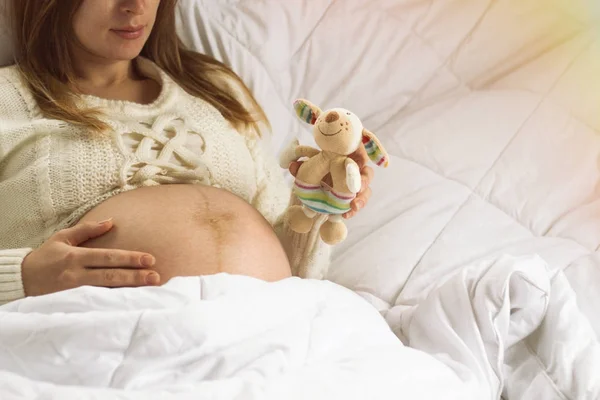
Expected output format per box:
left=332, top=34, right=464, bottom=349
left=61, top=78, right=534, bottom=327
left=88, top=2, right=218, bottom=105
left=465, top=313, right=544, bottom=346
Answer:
left=120, top=0, right=146, bottom=15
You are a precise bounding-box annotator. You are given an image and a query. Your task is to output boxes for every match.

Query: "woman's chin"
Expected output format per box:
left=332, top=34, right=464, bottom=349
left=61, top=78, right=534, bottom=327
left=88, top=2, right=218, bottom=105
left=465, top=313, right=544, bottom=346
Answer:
left=107, top=49, right=145, bottom=61
left=97, top=41, right=147, bottom=62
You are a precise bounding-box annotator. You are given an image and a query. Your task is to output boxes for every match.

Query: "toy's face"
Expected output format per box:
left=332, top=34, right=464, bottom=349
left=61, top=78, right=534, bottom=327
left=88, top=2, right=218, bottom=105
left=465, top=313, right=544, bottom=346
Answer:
left=313, top=108, right=363, bottom=155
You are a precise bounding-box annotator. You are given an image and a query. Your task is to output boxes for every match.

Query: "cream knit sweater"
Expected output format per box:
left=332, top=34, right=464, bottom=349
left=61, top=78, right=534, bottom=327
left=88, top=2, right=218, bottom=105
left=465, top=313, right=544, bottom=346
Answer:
left=0, top=58, right=330, bottom=305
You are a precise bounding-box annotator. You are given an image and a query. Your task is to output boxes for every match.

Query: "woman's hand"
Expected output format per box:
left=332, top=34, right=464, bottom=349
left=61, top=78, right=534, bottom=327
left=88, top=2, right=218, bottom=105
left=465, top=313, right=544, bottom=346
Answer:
left=288, top=144, right=374, bottom=219
left=21, top=219, right=160, bottom=297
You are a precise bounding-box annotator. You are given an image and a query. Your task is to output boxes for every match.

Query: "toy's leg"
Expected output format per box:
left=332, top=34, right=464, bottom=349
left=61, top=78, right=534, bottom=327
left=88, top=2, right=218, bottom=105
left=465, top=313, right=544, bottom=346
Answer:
left=319, top=214, right=347, bottom=245
left=286, top=205, right=316, bottom=233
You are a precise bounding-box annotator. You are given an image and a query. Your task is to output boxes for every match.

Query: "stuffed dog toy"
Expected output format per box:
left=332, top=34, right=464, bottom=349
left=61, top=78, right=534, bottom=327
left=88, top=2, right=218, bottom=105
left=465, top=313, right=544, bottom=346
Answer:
left=280, top=98, right=390, bottom=245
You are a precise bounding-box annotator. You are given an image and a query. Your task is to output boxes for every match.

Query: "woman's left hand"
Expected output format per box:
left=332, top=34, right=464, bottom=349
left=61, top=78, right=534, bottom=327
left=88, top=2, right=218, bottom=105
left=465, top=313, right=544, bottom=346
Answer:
left=288, top=144, right=374, bottom=219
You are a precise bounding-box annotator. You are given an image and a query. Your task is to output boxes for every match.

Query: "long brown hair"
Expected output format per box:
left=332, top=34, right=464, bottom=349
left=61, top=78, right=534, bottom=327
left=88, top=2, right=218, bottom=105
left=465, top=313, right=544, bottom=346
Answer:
left=8, top=0, right=268, bottom=135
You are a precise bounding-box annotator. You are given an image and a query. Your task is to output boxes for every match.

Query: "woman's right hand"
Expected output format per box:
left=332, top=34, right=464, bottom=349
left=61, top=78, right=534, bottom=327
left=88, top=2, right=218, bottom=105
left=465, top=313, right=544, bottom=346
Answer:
left=21, top=219, right=160, bottom=297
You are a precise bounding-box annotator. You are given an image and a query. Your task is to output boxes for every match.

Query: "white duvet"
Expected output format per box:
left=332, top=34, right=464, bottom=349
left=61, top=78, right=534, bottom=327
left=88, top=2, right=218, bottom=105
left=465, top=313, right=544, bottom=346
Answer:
left=0, top=274, right=466, bottom=399
left=4, top=257, right=596, bottom=400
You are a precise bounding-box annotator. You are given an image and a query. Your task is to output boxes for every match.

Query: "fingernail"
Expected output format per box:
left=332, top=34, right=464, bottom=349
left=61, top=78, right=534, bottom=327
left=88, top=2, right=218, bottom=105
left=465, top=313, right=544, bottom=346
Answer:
left=146, top=272, right=160, bottom=285
left=98, top=218, right=113, bottom=225
left=141, top=255, right=155, bottom=267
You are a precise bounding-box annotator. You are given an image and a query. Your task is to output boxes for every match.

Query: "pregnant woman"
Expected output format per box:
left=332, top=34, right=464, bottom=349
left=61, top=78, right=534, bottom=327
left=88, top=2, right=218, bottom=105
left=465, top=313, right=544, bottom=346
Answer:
left=0, top=0, right=373, bottom=304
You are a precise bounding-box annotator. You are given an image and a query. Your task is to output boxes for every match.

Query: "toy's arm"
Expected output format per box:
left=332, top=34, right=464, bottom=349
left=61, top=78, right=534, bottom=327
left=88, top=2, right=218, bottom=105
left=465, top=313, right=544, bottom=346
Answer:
left=295, top=146, right=320, bottom=159
left=278, top=139, right=320, bottom=168
left=278, top=138, right=300, bottom=168
left=345, top=158, right=362, bottom=194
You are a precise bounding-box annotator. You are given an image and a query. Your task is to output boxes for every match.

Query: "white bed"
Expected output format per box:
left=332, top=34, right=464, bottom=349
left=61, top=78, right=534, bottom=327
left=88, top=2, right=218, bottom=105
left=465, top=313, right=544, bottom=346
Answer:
left=176, top=0, right=600, bottom=398
left=2, top=0, right=600, bottom=398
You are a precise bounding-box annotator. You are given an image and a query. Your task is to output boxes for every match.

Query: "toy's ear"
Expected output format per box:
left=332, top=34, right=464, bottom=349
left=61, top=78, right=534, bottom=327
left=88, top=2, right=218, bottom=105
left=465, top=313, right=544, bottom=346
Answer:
left=362, top=129, right=389, bottom=168
left=294, top=99, right=322, bottom=125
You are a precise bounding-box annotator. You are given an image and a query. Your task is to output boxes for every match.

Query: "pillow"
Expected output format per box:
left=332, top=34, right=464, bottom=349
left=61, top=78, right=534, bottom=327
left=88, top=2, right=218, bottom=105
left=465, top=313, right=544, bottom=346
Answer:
left=173, top=0, right=458, bottom=153
left=173, top=0, right=600, bottom=314
left=174, top=0, right=600, bottom=155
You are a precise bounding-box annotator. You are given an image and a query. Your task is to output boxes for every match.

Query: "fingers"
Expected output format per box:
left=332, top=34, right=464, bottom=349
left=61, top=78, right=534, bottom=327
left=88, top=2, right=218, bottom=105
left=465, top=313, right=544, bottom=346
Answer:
left=352, top=187, right=372, bottom=211
left=344, top=187, right=372, bottom=219
left=292, top=144, right=374, bottom=221
left=75, top=248, right=156, bottom=268
left=288, top=161, right=302, bottom=177
left=82, top=268, right=161, bottom=288
left=349, top=143, right=370, bottom=168
left=345, top=165, right=373, bottom=219
left=361, top=165, right=374, bottom=188
left=358, top=186, right=372, bottom=207
left=344, top=165, right=374, bottom=218
left=57, top=219, right=114, bottom=246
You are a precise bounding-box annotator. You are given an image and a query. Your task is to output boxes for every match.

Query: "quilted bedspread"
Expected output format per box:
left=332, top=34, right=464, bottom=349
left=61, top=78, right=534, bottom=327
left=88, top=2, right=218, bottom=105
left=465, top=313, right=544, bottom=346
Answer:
left=177, top=0, right=600, bottom=398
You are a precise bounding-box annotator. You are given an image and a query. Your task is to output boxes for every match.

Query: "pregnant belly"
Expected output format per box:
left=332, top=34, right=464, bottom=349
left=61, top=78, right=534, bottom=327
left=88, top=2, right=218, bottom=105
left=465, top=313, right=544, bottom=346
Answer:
left=78, top=184, right=291, bottom=284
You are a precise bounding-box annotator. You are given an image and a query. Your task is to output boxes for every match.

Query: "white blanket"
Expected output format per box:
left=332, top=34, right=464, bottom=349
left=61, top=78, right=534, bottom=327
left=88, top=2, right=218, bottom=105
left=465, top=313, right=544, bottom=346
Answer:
left=0, top=275, right=466, bottom=400
left=385, top=255, right=600, bottom=399
left=3, top=258, right=598, bottom=399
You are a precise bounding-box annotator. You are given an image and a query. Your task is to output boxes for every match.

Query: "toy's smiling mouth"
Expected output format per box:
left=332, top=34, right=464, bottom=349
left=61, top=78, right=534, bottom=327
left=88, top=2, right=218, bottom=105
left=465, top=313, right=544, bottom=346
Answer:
left=318, top=127, right=342, bottom=136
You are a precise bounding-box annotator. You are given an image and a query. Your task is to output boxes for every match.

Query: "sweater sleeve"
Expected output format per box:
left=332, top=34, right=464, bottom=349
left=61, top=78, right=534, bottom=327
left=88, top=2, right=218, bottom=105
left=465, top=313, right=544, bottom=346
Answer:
left=0, top=69, right=34, bottom=305
left=0, top=248, right=31, bottom=305
left=245, top=134, right=331, bottom=279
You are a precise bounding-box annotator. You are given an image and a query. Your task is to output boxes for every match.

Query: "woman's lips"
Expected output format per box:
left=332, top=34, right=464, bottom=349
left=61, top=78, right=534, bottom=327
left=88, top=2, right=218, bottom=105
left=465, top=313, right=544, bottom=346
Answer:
left=111, top=26, right=145, bottom=40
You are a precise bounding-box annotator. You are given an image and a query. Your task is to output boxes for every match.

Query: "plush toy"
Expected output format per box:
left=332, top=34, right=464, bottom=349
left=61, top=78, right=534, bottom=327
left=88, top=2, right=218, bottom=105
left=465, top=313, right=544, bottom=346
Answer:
left=279, top=98, right=390, bottom=245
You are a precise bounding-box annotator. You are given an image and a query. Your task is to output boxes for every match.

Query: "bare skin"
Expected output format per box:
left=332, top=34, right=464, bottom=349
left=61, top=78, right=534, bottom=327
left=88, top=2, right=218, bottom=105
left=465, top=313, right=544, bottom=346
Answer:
left=22, top=0, right=166, bottom=296
left=70, top=0, right=161, bottom=104
left=21, top=0, right=373, bottom=297
left=77, top=185, right=292, bottom=285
